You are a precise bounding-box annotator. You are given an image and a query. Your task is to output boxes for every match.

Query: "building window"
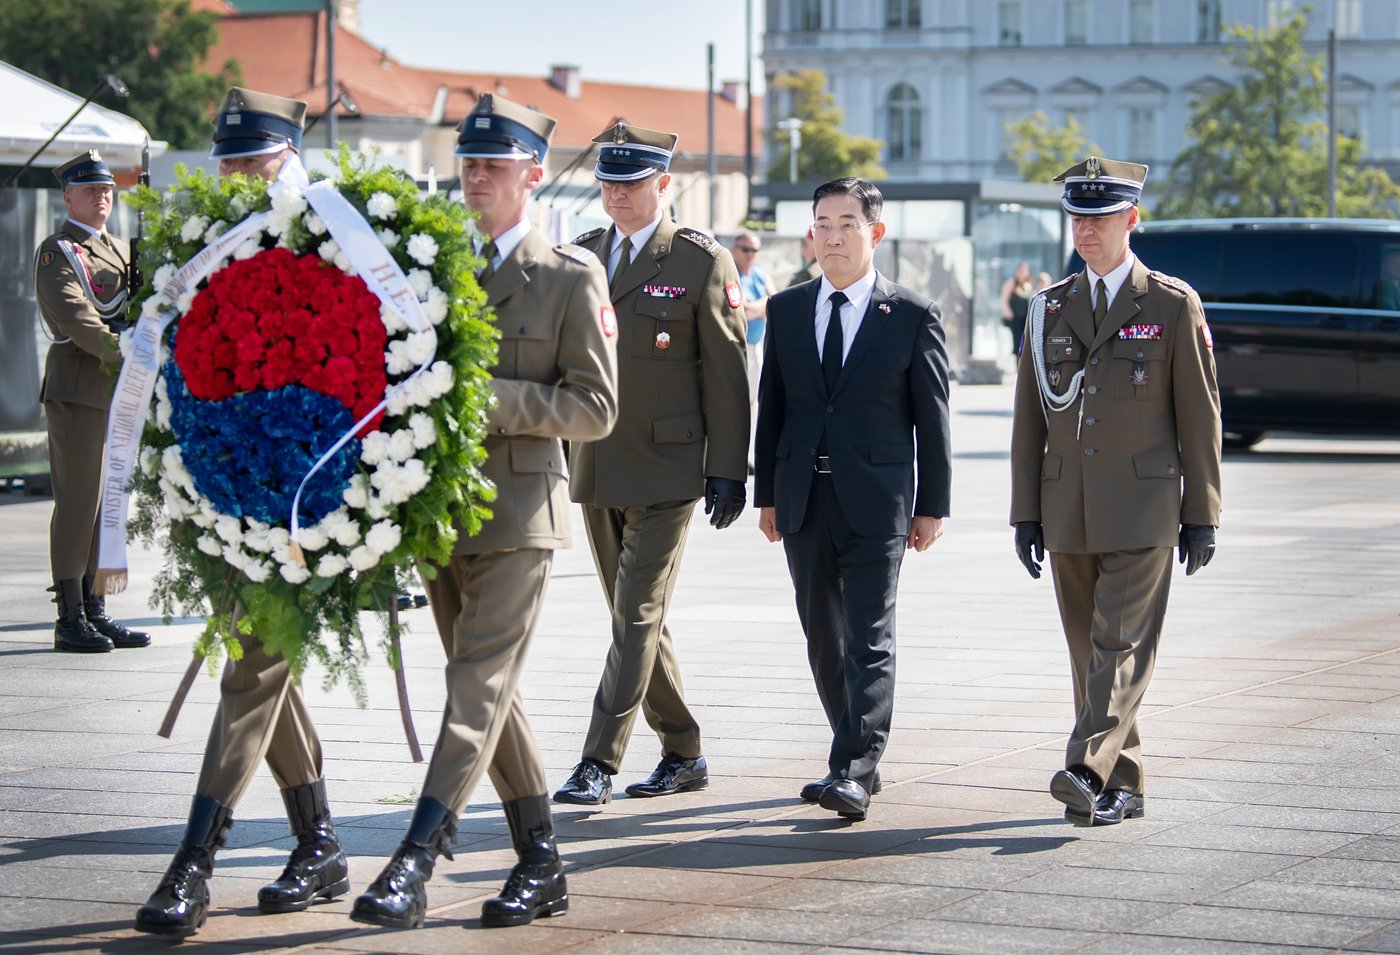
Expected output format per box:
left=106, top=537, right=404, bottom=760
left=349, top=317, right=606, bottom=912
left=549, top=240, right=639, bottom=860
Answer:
left=885, top=84, right=923, bottom=162
left=886, top=0, right=921, bottom=28
left=1129, top=0, right=1154, bottom=43
left=1127, top=107, right=1157, bottom=157
left=1267, top=0, right=1293, bottom=28
left=794, top=0, right=821, bottom=31
left=997, top=109, right=1026, bottom=159
left=1065, top=0, right=1088, bottom=45
left=1335, top=0, right=1360, bottom=39
left=999, top=1, right=1022, bottom=46
left=1338, top=103, right=1362, bottom=138
left=1197, top=0, right=1222, bottom=41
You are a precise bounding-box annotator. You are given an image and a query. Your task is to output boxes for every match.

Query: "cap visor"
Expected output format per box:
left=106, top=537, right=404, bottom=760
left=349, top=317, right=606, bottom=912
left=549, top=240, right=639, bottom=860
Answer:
left=453, top=142, right=536, bottom=159
left=210, top=139, right=289, bottom=159
left=595, top=162, right=660, bottom=183
left=1061, top=198, right=1135, bottom=216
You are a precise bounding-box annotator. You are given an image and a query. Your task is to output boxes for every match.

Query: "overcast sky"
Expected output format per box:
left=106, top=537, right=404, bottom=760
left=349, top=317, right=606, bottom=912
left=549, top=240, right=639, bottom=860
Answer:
left=357, top=1, right=764, bottom=92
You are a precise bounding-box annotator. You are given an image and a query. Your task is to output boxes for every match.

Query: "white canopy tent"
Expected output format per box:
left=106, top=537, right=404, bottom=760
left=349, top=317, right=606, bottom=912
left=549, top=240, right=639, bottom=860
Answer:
left=0, top=60, right=164, bottom=171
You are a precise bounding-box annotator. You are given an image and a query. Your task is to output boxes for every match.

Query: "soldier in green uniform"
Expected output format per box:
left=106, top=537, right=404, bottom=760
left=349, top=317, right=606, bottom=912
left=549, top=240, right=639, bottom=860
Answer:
left=553, top=123, right=750, bottom=807
left=35, top=151, right=150, bottom=654
left=351, top=93, right=618, bottom=931
left=136, top=88, right=354, bottom=937
left=1010, top=156, right=1222, bottom=827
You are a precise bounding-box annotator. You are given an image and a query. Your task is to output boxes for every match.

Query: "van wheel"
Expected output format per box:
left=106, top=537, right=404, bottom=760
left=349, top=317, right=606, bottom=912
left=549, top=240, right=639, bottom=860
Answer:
left=1222, top=430, right=1265, bottom=450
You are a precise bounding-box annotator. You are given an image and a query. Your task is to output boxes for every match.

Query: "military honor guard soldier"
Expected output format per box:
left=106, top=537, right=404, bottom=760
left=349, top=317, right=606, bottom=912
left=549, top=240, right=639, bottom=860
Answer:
left=554, top=123, right=751, bottom=807
left=350, top=93, right=619, bottom=931
left=1010, top=156, right=1222, bottom=827
left=35, top=150, right=151, bottom=654
left=135, top=88, right=357, bottom=937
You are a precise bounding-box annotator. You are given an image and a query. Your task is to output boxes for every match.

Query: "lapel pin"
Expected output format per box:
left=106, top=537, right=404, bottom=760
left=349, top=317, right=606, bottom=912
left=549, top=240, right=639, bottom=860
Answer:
left=877, top=303, right=891, bottom=314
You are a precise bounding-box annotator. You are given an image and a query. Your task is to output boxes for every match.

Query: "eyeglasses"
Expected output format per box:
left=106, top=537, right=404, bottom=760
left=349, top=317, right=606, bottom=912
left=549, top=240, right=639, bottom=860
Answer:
left=734, top=246, right=759, bottom=254
left=812, top=221, right=876, bottom=239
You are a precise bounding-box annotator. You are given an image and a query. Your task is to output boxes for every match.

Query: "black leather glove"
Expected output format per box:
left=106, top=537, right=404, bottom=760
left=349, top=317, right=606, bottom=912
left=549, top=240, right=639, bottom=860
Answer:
left=1178, top=524, right=1216, bottom=576
left=703, top=477, right=746, bottom=530
left=1013, top=522, right=1044, bottom=579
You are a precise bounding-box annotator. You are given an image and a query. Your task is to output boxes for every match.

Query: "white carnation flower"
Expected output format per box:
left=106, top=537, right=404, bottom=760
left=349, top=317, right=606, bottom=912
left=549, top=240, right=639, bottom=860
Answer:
left=348, top=545, right=380, bottom=572
left=196, top=535, right=223, bottom=556
left=409, top=412, right=436, bottom=449
left=280, top=563, right=312, bottom=584
left=233, top=237, right=262, bottom=261
left=268, top=180, right=308, bottom=217
left=407, top=269, right=433, bottom=299
left=296, top=525, right=329, bottom=551
left=230, top=196, right=249, bottom=218
left=176, top=289, right=197, bottom=314
left=153, top=263, right=178, bottom=291
left=320, top=508, right=361, bottom=547
left=203, top=220, right=229, bottom=242
left=378, top=228, right=399, bottom=249
left=265, top=209, right=295, bottom=238
left=243, top=560, right=272, bottom=583
left=388, top=428, right=416, bottom=462
left=221, top=545, right=250, bottom=570
left=180, top=215, right=210, bottom=243
left=117, top=326, right=135, bottom=361
left=404, top=328, right=438, bottom=366
left=365, top=520, right=402, bottom=556
left=406, top=233, right=439, bottom=266
left=318, top=239, right=341, bottom=263
left=139, top=446, right=158, bottom=476
left=342, top=472, right=370, bottom=509
left=367, top=191, right=398, bottom=220
left=140, top=295, right=168, bottom=321
left=304, top=212, right=327, bottom=235
left=314, top=554, right=349, bottom=578
left=366, top=495, right=391, bottom=519
left=360, top=431, right=391, bottom=466
left=334, top=251, right=354, bottom=274
left=243, top=527, right=272, bottom=553
left=424, top=288, right=448, bottom=325
left=214, top=516, right=243, bottom=546
left=380, top=303, right=409, bottom=334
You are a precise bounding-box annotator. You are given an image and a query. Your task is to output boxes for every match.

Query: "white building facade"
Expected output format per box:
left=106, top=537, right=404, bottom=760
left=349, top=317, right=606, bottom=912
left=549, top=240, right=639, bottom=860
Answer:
left=763, top=0, right=1400, bottom=187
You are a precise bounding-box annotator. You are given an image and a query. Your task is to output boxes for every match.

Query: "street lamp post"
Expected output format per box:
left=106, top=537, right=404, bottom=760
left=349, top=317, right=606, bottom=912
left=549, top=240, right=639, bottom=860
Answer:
left=777, top=117, right=803, bottom=183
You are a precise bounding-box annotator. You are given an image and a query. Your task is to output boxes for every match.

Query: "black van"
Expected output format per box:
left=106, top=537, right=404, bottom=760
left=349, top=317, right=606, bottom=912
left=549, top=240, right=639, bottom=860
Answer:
left=1070, top=218, right=1400, bottom=447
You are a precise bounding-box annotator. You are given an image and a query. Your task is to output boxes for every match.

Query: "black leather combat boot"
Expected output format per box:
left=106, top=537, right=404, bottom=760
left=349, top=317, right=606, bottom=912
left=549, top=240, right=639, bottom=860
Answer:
left=480, top=794, right=568, bottom=927
left=134, top=795, right=234, bottom=936
left=82, top=575, right=151, bottom=648
left=52, top=578, right=111, bottom=653
left=350, top=796, right=456, bottom=929
left=257, top=778, right=350, bottom=913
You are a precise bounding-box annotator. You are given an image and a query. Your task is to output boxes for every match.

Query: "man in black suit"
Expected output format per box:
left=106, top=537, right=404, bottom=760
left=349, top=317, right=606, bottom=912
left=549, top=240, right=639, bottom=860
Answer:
left=754, top=178, right=952, bottom=821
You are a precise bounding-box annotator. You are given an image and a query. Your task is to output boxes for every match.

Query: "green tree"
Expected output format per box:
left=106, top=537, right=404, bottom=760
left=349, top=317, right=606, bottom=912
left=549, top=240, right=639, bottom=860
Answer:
left=0, top=0, right=239, bottom=150
left=1156, top=9, right=1400, bottom=218
left=1006, top=111, right=1102, bottom=183
left=768, top=69, right=885, bottom=182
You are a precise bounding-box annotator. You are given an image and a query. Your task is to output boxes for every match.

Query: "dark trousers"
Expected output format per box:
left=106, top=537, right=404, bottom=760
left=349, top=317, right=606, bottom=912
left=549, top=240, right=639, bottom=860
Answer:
left=782, top=474, right=905, bottom=790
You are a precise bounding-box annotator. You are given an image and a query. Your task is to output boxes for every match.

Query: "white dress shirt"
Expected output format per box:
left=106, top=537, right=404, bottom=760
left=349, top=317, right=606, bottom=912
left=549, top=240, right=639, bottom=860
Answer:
left=815, top=269, right=879, bottom=363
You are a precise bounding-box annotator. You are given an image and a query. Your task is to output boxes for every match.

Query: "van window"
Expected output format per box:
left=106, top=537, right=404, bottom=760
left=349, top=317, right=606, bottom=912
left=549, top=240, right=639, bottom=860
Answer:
left=1371, top=242, right=1400, bottom=312
left=1218, top=233, right=1358, bottom=308
left=1129, top=233, right=1224, bottom=302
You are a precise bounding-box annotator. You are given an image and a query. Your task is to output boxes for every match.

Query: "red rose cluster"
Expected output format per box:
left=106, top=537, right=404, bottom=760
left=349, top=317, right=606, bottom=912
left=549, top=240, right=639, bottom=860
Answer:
left=174, top=248, right=388, bottom=424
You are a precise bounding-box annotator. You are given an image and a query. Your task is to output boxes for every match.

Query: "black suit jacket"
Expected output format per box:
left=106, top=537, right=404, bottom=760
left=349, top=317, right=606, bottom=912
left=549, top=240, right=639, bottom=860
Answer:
left=754, top=273, right=952, bottom=537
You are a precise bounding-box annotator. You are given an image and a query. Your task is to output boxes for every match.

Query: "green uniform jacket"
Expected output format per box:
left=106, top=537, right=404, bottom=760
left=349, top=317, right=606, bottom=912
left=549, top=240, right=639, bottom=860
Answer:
left=461, top=229, right=620, bottom=554
left=36, top=222, right=125, bottom=409
left=1009, top=257, right=1222, bottom=553
left=569, top=218, right=749, bottom=507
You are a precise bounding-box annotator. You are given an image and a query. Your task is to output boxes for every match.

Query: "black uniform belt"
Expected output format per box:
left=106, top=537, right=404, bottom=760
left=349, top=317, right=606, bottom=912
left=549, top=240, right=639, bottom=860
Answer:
left=814, top=455, right=832, bottom=474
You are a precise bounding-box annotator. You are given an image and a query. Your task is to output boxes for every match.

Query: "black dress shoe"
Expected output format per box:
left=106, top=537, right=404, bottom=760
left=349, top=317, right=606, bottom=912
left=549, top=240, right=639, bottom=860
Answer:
left=818, top=778, right=870, bottom=820
left=625, top=754, right=708, bottom=798
left=1094, top=789, right=1145, bottom=825
left=553, top=760, right=612, bottom=806
left=1050, top=767, right=1099, bottom=824
left=83, top=582, right=151, bottom=648
left=800, top=769, right=881, bottom=802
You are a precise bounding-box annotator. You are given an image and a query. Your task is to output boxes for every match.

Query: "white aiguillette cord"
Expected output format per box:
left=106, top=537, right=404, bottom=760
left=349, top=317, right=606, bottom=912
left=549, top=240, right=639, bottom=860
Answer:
left=1027, top=291, right=1088, bottom=438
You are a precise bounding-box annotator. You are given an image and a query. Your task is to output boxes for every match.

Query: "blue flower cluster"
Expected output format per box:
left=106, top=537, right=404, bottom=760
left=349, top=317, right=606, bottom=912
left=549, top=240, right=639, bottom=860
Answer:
left=164, top=360, right=363, bottom=527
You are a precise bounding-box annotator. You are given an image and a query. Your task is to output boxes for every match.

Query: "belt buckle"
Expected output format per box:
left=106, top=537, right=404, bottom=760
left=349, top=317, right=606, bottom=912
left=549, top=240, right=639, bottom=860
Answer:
left=814, top=455, right=832, bottom=474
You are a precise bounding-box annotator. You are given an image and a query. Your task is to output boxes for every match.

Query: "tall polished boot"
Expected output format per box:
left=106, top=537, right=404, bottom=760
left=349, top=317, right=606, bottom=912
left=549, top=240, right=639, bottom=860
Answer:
left=350, top=796, right=456, bottom=929
left=82, top=575, right=150, bottom=648
left=481, top=794, right=568, bottom=927
left=52, top=578, right=111, bottom=653
left=134, top=795, right=234, bottom=937
left=257, top=778, right=350, bottom=913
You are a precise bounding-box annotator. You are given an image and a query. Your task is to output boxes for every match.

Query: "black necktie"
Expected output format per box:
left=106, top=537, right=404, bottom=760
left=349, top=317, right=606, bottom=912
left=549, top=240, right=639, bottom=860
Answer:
left=610, top=236, right=632, bottom=295
left=1093, top=278, right=1108, bottom=332
left=823, top=291, right=848, bottom=392
left=478, top=239, right=497, bottom=284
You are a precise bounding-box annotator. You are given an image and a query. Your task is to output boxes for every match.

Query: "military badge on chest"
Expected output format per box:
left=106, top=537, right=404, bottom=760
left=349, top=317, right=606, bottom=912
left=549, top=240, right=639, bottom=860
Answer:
left=1119, top=323, right=1162, bottom=389
left=644, top=285, right=686, bottom=350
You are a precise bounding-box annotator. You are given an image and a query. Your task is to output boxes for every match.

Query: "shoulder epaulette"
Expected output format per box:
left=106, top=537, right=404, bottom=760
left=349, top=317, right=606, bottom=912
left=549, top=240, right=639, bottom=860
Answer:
left=676, top=227, right=720, bottom=256
left=553, top=243, right=599, bottom=267
left=571, top=227, right=606, bottom=245
left=1149, top=270, right=1195, bottom=296
left=1043, top=273, right=1077, bottom=294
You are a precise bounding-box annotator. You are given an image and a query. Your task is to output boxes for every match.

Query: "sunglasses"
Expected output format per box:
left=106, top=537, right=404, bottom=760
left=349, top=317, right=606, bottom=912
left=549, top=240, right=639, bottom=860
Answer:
left=734, top=246, right=759, bottom=253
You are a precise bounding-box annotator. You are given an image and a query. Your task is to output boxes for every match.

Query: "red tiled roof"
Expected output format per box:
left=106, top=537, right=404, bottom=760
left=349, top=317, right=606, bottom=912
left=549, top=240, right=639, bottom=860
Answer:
left=204, top=12, right=761, bottom=155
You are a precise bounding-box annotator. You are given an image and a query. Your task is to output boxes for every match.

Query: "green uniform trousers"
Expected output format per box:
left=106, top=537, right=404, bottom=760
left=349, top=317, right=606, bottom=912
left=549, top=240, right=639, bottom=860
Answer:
left=419, top=548, right=552, bottom=813
left=1050, top=546, right=1173, bottom=794
left=195, top=629, right=323, bottom=806
left=44, top=399, right=105, bottom=579
left=580, top=500, right=702, bottom=772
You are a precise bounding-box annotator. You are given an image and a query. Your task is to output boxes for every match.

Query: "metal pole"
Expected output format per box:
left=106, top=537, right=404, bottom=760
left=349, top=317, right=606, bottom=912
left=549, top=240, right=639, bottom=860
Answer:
left=1326, top=26, right=1337, bottom=217
left=744, top=0, right=754, bottom=217
left=707, top=43, right=717, bottom=233
left=326, top=0, right=338, bottom=150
